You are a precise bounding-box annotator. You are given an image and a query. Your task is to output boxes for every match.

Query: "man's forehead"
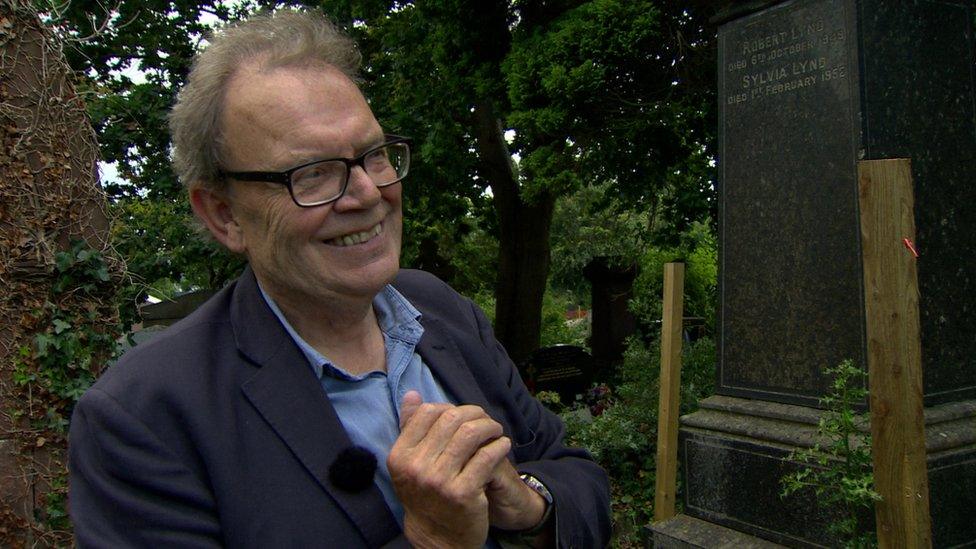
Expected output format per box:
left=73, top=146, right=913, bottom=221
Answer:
left=224, top=63, right=371, bottom=132
left=227, top=61, right=364, bottom=108
left=218, top=60, right=382, bottom=168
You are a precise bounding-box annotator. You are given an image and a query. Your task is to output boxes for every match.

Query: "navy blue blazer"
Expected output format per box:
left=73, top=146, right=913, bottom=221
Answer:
left=69, top=268, right=611, bottom=548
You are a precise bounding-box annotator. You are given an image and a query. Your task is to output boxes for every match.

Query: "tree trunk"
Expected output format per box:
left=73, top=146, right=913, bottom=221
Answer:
left=472, top=99, right=556, bottom=367
left=0, top=1, right=118, bottom=544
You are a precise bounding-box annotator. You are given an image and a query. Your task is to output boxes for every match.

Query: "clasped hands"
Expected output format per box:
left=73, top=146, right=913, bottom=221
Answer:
left=388, top=391, right=549, bottom=549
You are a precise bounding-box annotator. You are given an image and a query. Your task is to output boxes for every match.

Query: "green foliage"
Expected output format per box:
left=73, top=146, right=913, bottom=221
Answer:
left=13, top=242, right=122, bottom=433
left=403, top=213, right=499, bottom=298
left=780, top=360, right=881, bottom=548
left=549, top=182, right=650, bottom=301
left=39, top=474, right=70, bottom=531
left=10, top=240, right=124, bottom=535
left=539, top=287, right=588, bottom=348
left=503, top=0, right=715, bottom=204
left=110, top=197, right=246, bottom=302
left=534, top=390, right=563, bottom=411
left=559, top=336, right=716, bottom=546
left=628, top=221, right=717, bottom=334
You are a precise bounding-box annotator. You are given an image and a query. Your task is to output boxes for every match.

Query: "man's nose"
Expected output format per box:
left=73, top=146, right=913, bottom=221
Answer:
left=333, top=166, right=381, bottom=211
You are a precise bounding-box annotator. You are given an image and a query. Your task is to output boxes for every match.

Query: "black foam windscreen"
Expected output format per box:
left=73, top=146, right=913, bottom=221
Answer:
left=329, top=445, right=378, bottom=493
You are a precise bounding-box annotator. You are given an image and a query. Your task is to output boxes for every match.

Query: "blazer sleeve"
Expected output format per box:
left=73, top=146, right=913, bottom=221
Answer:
left=468, top=300, right=612, bottom=549
left=69, top=387, right=222, bottom=549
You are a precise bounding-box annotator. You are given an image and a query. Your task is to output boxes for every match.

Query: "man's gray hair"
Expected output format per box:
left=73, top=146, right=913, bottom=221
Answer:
left=169, top=9, right=362, bottom=191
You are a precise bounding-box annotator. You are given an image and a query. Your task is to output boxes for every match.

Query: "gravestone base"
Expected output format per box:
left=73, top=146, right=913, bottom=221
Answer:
left=662, top=396, right=976, bottom=548
left=649, top=514, right=788, bottom=548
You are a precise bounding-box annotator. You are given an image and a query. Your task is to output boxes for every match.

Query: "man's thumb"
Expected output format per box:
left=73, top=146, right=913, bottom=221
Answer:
left=399, top=390, right=423, bottom=429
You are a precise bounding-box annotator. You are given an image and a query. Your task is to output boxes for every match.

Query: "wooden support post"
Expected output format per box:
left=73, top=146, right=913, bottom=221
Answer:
left=858, top=158, right=932, bottom=549
left=654, top=262, right=685, bottom=522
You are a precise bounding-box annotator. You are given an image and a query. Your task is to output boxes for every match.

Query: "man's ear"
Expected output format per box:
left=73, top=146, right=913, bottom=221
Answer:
left=189, top=185, right=246, bottom=254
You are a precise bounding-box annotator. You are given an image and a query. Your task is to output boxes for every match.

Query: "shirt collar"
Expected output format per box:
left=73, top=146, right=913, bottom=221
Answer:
left=257, top=282, right=424, bottom=380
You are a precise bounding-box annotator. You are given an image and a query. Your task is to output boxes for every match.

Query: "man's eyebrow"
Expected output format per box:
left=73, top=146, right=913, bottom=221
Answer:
left=358, top=132, right=387, bottom=151
left=284, top=133, right=388, bottom=167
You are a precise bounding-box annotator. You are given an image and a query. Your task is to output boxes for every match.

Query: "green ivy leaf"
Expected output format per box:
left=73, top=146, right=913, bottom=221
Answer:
left=35, top=333, right=53, bottom=357
left=53, top=319, right=71, bottom=334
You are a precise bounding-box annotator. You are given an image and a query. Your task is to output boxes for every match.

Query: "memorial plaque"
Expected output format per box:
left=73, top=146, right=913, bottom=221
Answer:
left=526, top=345, right=594, bottom=404
left=719, top=0, right=863, bottom=406
left=717, top=0, right=976, bottom=406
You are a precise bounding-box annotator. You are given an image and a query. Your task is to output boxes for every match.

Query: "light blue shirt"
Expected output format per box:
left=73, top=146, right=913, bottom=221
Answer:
left=259, top=284, right=454, bottom=525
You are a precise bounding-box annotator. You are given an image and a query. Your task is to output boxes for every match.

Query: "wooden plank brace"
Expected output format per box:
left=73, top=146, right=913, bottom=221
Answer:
left=858, top=158, right=932, bottom=549
left=654, top=262, right=685, bottom=522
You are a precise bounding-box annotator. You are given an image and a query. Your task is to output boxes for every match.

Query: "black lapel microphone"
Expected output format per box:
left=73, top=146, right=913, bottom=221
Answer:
left=329, top=446, right=378, bottom=493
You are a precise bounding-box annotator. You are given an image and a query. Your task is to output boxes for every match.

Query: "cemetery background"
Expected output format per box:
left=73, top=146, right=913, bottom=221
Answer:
left=0, top=0, right=973, bottom=547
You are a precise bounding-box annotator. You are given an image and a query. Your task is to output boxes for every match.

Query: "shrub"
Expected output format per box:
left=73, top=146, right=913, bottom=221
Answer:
left=628, top=221, right=717, bottom=335
left=780, top=360, right=880, bottom=548
left=539, top=287, right=589, bottom=348
left=560, top=336, right=716, bottom=547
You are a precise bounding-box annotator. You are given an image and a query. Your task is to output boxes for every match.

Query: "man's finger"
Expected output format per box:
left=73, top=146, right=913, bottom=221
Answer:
left=434, top=417, right=505, bottom=474
left=399, top=390, right=424, bottom=429
left=396, top=401, right=455, bottom=448
left=455, top=435, right=512, bottom=489
left=416, top=406, right=496, bottom=459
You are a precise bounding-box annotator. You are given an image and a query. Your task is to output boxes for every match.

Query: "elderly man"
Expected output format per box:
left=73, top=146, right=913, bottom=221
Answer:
left=68, top=9, right=610, bottom=548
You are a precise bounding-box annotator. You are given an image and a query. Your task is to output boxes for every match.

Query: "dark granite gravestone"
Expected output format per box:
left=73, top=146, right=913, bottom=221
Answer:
left=524, top=345, right=594, bottom=404
left=718, top=0, right=976, bottom=408
left=649, top=1, right=976, bottom=547
left=582, top=257, right=637, bottom=368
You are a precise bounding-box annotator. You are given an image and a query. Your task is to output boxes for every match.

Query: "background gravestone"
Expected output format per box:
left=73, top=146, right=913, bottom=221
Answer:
left=582, top=257, right=637, bottom=370
left=653, top=1, right=976, bottom=547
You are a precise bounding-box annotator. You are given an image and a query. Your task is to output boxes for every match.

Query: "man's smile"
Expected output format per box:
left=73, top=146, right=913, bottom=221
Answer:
left=328, top=222, right=383, bottom=247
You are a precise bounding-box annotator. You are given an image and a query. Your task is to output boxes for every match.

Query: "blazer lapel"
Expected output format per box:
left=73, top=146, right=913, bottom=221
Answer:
left=231, top=268, right=401, bottom=547
left=414, top=307, right=521, bottom=462
left=415, top=316, right=493, bottom=413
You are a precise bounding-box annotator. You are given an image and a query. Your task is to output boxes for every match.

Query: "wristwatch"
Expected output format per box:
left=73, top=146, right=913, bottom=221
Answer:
left=516, top=474, right=554, bottom=536
left=493, top=473, right=555, bottom=547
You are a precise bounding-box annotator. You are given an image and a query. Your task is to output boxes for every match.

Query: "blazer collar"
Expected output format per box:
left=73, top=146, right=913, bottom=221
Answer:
left=230, top=267, right=402, bottom=547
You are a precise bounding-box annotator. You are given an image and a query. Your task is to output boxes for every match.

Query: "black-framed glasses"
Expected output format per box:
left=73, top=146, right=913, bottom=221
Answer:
left=219, top=135, right=411, bottom=207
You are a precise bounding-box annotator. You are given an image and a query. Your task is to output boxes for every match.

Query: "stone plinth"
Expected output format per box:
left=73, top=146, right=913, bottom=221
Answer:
left=676, top=397, right=976, bottom=548
left=651, top=514, right=789, bottom=548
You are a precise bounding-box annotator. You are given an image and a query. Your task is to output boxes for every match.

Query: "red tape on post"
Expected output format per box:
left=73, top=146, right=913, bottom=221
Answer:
left=902, top=238, right=919, bottom=258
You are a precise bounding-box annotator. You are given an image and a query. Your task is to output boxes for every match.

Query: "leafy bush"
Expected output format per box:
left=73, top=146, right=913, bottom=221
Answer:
left=549, top=182, right=650, bottom=301
left=539, top=287, right=589, bottom=348
left=628, top=220, right=717, bottom=335
left=780, top=360, right=880, bottom=548
left=560, top=336, right=716, bottom=547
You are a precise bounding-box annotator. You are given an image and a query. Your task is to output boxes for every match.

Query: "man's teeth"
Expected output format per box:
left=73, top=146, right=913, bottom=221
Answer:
left=332, top=223, right=382, bottom=247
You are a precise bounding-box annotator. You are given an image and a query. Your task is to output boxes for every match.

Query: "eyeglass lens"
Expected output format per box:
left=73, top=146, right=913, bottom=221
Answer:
left=290, top=142, right=409, bottom=205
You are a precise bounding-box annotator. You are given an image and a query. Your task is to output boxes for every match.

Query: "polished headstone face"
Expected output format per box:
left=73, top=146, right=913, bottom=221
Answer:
left=718, top=0, right=864, bottom=406
left=716, top=0, right=976, bottom=407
